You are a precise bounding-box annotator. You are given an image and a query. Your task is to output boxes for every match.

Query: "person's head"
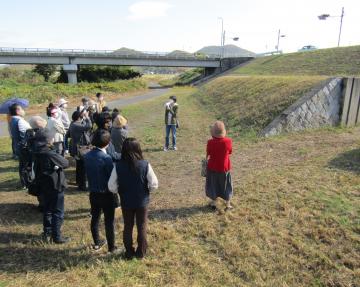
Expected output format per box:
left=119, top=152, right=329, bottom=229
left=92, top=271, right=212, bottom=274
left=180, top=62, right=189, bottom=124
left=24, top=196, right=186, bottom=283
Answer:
left=91, top=129, right=111, bottom=149
left=29, top=116, right=47, bottom=129
left=111, top=108, right=120, bottom=122
left=58, top=98, right=68, bottom=109
left=49, top=107, right=58, bottom=118
left=101, top=106, right=112, bottom=113
left=169, top=95, right=177, bottom=103
left=9, top=104, right=25, bottom=117
left=96, top=92, right=104, bottom=101
left=112, top=115, right=127, bottom=129
left=121, top=138, right=144, bottom=171
left=81, top=97, right=89, bottom=106
left=34, top=128, right=53, bottom=147
left=96, top=112, right=112, bottom=130
left=211, top=120, right=226, bottom=138
left=72, top=110, right=82, bottom=122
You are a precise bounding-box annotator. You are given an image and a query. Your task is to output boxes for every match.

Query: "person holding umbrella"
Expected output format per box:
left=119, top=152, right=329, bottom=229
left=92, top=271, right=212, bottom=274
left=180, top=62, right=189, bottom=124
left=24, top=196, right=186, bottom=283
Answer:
left=8, top=103, right=31, bottom=189
left=0, top=98, right=29, bottom=159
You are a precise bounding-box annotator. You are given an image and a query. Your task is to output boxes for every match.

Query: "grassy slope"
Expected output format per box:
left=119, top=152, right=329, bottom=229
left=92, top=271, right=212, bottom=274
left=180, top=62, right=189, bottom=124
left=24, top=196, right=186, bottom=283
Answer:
left=196, top=75, right=327, bottom=138
left=0, top=87, right=359, bottom=287
left=233, top=45, right=360, bottom=76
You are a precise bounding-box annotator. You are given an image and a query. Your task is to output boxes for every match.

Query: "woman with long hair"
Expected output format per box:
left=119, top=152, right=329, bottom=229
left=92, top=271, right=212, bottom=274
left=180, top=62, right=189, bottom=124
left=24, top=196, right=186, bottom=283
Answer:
left=108, top=138, right=158, bottom=259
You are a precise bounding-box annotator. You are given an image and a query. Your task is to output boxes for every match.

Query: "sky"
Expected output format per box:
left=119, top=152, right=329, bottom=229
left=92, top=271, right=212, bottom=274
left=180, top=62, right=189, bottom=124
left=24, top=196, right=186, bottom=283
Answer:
left=0, top=0, right=359, bottom=54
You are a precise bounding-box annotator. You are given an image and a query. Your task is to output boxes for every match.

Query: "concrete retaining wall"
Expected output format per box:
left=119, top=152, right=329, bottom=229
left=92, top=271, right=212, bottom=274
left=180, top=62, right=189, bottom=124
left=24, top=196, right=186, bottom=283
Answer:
left=261, top=78, right=343, bottom=137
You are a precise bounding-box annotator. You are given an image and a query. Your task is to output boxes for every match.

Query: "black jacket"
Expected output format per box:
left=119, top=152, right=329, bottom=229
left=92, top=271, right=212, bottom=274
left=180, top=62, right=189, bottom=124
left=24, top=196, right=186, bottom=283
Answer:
left=33, top=144, right=69, bottom=192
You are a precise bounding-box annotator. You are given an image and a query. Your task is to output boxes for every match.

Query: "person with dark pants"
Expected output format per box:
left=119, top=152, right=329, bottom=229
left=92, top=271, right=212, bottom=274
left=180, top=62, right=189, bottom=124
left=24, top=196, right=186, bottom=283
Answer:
left=68, top=110, right=92, bottom=191
left=163, top=95, right=178, bottom=151
left=8, top=104, right=31, bottom=188
left=108, top=138, right=158, bottom=259
left=85, top=129, right=117, bottom=252
left=33, top=129, right=70, bottom=244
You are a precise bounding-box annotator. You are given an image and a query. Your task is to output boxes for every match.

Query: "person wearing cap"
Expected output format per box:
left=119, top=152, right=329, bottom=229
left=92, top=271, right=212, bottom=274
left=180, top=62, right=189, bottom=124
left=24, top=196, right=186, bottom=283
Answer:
left=32, top=129, right=70, bottom=244
left=96, top=92, right=106, bottom=114
left=46, top=104, right=66, bottom=155
left=164, top=95, right=179, bottom=151
left=111, top=114, right=128, bottom=153
left=205, top=121, right=233, bottom=211
left=58, top=99, right=71, bottom=154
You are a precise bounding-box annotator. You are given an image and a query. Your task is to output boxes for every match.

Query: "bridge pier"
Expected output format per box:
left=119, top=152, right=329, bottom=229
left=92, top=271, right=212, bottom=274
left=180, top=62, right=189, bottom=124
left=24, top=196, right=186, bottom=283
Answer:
left=63, top=64, right=78, bottom=84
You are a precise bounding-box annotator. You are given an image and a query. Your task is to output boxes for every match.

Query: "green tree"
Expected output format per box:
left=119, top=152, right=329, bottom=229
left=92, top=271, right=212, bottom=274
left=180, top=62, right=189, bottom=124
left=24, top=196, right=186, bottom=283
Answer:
left=33, top=64, right=57, bottom=82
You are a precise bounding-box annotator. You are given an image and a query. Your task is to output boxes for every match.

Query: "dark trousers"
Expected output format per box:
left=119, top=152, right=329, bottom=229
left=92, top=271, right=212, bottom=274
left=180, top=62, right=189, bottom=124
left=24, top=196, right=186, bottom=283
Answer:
left=75, top=159, right=86, bottom=190
left=121, top=206, right=148, bottom=258
left=43, top=190, right=64, bottom=241
left=89, top=192, right=116, bottom=251
left=18, top=152, right=28, bottom=188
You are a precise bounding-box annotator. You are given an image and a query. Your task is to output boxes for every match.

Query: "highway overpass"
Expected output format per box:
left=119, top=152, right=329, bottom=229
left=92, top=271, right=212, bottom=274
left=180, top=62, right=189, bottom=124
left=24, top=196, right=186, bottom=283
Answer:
left=0, top=47, right=253, bottom=84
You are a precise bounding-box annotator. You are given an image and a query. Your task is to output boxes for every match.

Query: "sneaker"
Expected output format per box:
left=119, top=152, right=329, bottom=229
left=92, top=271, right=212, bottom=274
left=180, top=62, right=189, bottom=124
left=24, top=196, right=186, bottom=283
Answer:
left=92, top=239, right=107, bottom=252
left=173, top=146, right=177, bottom=151
left=109, top=246, right=121, bottom=255
left=65, top=150, right=69, bottom=155
left=225, top=205, right=234, bottom=212
left=53, top=237, right=71, bottom=244
left=41, top=233, right=51, bottom=243
left=163, top=147, right=168, bottom=152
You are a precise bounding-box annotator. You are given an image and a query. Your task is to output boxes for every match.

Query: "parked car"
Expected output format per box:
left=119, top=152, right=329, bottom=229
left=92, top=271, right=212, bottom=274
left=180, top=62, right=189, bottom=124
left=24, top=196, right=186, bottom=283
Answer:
left=298, top=45, right=317, bottom=52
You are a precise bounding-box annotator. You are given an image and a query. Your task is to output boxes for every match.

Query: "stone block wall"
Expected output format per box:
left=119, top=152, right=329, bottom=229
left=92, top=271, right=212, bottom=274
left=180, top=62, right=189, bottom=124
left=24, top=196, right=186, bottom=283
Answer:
left=261, top=78, right=343, bottom=137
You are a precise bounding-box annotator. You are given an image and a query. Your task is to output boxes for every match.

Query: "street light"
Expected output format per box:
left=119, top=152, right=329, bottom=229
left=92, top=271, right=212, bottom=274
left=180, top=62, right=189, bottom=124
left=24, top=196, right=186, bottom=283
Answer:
left=218, top=17, right=239, bottom=58
left=318, top=7, right=344, bottom=47
left=276, top=29, right=286, bottom=53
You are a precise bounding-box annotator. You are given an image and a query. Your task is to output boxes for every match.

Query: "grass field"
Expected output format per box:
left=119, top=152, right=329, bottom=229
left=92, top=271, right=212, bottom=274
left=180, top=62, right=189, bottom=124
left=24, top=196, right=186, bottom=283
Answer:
left=196, top=75, right=327, bottom=138
left=0, top=87, right=359, bottom=287
left=234, top=45, right=360, bottom=76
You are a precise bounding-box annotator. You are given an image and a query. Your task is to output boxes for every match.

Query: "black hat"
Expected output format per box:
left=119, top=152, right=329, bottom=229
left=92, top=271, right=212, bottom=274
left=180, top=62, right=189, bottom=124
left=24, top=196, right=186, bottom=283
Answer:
left=34, top=129, right=52, bottom=146
left=102, top=106, right=112, bottom=112
left=170, top=95, right=177, bottom=102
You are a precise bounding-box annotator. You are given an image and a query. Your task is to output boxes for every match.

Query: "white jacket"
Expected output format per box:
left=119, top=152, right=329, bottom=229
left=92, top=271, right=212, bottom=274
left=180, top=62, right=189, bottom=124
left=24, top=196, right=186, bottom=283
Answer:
left=46, top=117, right=66, bottom=143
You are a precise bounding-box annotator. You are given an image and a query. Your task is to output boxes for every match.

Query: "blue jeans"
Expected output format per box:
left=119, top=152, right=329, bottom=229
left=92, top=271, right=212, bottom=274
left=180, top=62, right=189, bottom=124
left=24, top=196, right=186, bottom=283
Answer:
left=165, top=125, right=176, bottom=148
left=43, top=191, right=64, bottom=241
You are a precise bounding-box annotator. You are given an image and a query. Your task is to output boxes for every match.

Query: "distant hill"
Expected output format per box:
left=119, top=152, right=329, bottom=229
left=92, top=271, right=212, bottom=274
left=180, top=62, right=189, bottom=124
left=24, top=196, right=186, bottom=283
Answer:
left=233, top=45, right=360, bottom=76
left=113, top=47, right=144, bottom=55
left=196, top=44, right=256, bottom=57
left=166, top=50, right=193, bottom=57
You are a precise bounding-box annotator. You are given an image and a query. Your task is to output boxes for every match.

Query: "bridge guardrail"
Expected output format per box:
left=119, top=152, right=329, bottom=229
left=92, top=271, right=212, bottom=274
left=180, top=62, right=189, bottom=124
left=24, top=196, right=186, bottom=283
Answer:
left=0, top=47, right=221, bottom=61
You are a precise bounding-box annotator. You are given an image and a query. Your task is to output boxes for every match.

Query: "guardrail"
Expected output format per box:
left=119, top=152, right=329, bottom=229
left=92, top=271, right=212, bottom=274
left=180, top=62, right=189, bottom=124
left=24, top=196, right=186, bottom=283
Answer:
left=0, top=47, right=221, bottom=61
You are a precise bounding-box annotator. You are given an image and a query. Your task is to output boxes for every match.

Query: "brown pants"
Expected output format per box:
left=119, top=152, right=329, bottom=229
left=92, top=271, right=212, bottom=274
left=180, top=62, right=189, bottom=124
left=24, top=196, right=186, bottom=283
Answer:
left=121, top=206, right=148, bottom=258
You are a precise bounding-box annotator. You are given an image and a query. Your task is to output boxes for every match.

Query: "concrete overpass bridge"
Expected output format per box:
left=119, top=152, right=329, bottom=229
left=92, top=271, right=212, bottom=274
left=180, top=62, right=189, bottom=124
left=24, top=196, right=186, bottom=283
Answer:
left=0, top=47, right=253, bottom=84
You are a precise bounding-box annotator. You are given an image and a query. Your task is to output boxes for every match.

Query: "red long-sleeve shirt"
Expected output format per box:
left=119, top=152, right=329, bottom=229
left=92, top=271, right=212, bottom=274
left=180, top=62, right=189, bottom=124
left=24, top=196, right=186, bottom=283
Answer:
left=206, top=137, right=232, bottom=172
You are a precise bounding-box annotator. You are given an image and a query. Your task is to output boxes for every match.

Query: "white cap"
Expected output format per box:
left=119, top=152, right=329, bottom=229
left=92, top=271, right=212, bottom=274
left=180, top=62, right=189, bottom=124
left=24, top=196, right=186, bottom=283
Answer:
left=58, top=98, right=68, bottom=106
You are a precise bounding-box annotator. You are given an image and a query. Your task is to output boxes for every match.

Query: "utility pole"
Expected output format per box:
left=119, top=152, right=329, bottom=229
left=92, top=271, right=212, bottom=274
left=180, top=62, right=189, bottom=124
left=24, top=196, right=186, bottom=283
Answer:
left=338, top=7, right=344, bottom=47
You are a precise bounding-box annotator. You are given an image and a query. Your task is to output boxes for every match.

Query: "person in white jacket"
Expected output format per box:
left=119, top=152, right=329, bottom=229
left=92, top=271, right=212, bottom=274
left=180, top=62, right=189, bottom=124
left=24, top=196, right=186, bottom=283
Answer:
left=46, top=106, right=66, bottom=155
left=58, top=98, right=71, bottom=154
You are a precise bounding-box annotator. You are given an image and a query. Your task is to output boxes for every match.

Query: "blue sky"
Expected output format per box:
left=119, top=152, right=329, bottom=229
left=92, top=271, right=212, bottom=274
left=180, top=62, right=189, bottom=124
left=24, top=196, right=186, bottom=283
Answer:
left=1, top=0, right=359, bottom=53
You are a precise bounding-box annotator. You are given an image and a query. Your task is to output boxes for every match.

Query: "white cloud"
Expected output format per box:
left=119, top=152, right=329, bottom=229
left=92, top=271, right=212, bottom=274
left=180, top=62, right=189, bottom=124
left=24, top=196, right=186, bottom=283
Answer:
left=127, top=1, right=172, bottom=20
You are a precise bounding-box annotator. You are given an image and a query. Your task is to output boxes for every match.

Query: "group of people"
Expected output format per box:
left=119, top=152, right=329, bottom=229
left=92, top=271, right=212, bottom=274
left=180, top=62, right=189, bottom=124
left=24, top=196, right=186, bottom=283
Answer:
left=6, top=91, right=233, bottom=258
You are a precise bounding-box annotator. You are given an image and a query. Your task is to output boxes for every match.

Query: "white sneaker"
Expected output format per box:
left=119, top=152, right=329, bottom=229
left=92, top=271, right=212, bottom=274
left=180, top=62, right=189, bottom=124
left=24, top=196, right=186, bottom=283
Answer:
left=163, top=147, right=168, bottom=152
left=173, top=146, right=177, bottom=151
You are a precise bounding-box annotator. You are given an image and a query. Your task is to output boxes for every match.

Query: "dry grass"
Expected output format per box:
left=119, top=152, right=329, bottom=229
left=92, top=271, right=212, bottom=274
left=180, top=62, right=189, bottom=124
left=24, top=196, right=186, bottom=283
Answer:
left=0, top=87, right=359, bottom=287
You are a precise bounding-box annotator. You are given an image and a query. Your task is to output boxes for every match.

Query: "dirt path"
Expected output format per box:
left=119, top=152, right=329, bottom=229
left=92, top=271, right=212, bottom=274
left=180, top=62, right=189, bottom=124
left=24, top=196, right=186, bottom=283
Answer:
left=0, top=88, right=170, bottom=137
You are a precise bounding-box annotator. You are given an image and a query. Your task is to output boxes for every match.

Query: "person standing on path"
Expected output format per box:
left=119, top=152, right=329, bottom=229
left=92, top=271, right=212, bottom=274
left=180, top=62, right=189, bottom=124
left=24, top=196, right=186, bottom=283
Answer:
left=108, top=138, right=158, bottom=259
left=205, top=121, right=233, bottom=211
left=8, top=104, right=31, bottom=188
left=163, top=95, right=178, bottom=151
left=85, top=129, right=118, bottom=253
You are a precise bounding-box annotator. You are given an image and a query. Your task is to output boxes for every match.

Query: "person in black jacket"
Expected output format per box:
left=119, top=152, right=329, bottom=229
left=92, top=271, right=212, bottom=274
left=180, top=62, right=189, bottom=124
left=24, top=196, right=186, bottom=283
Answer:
left=33, top=129, right=70, bottom=244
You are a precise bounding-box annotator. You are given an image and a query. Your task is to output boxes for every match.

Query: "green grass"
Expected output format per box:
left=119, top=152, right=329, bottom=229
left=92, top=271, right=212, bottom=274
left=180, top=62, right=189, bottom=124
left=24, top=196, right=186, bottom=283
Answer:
left=234, top=45, right=360, bottom=76
left=0, top=78, right=147, bottom=105
left=195, top=75, right=327, bottom=138
left=159, top=68, right=203, bottom=87
left=0, top=87, right=359, bottom=286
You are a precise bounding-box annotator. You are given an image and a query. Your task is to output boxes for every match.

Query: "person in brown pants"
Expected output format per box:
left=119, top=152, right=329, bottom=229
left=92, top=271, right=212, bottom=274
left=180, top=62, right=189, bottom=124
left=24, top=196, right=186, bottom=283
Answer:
left=108, top=138, right=158, bottom=259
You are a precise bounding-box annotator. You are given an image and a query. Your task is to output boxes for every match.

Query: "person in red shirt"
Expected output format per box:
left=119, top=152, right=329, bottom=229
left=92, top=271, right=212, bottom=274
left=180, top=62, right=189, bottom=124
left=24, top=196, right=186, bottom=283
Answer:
left=206, top=121, right=233, bottom=211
